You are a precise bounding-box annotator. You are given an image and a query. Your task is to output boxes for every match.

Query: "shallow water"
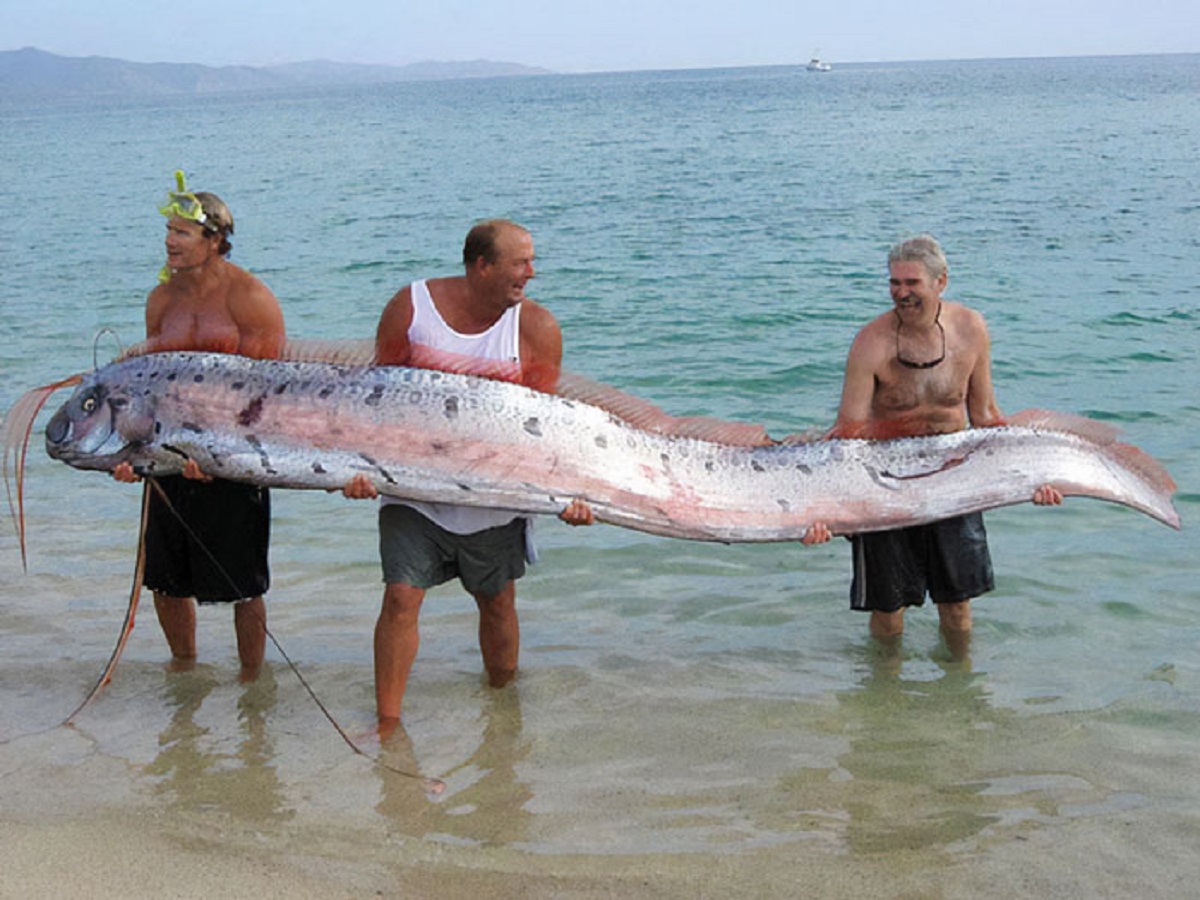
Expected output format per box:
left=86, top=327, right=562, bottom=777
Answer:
left=2, top=55, right=1199, bottom=895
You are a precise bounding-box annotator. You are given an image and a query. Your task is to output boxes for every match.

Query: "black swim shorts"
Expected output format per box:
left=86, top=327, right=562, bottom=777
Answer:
left=378, top=503, right=526, bottom=598
left=850, top=512, right=994, bottom=613
left=143, top=475, right=271, bottom=604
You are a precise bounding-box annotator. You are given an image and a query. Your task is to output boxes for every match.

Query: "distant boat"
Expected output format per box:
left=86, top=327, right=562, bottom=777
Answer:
left=806, top=56, right=832, bottom=72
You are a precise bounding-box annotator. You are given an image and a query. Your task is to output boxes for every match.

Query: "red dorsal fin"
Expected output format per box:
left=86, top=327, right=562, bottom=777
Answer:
left=557, top=371, right=770, bottom=446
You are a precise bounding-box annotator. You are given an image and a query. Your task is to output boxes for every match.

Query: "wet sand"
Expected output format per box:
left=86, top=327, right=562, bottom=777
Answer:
left=3, top=644, right=1199, bottom=899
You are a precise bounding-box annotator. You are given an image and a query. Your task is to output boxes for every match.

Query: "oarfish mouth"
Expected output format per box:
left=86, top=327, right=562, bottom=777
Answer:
left=45, top=404, right=116, bottom=459
left=43, top=381, right=140, bottom=465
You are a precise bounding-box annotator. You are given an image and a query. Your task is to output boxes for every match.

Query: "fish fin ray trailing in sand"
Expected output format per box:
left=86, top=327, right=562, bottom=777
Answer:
left=1, top=374, right=86, bottom=568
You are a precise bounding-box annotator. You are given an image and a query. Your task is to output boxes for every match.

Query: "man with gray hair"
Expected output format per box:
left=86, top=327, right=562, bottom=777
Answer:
left=803, top=235, right=1061, bottom=654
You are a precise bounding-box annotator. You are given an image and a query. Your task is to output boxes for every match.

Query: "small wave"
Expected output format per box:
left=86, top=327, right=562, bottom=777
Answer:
left=1076, top=408, right=1170, bottom=425
left=1097, top=310, right=1194, bottom=328
left=337, top=260, right=390, bottom=273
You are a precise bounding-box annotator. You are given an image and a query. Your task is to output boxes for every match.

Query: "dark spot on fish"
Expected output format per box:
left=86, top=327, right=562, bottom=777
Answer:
left=444, top=396, right=460, bottom=419
left=181, top=421, right=204, bottom=433
left=705, top=461, right=715, bottom=472
left=166, top=373, right=177, bottom=381
left=154, top=421, right=163, bottom=435
left=795, top=464, right=812, bottom=474
left=231, top=381, right=245, bottom=391
left=193, top=374, right=205, bottom=383
left=752, top=461, right=765, bottom=472
left=524, top=418, right=542, bottom=437
left=365, top=385, right=385, bottom=407
left=237, top=396, right=265, bottom=427
left=319, top=385, right=334, bottom=399
left=777, top=499, right=791, bottom=511
left=431, top=442, right=446, bottom=452
left=273, top=383, right=288, bottom=395
left=312, top=462, right=327, bottom=474
left=457, top=483, right=473, bottom=492
left=595, top=435, right=608, bottom=449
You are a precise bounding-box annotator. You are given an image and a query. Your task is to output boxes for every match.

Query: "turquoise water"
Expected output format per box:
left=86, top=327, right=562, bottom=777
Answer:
left=2, top=55, right=1198, bottom=894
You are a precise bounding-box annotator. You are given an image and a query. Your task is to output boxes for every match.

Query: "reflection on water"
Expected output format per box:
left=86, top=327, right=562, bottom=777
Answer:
left=376, top=687, right=533, bottom=846
left=836, top=641, right=1005, bottom=853
left=143, top=666, right=293, bottom=825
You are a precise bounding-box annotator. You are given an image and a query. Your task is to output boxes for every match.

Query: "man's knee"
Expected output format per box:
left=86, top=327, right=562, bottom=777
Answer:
left=473, top=583, right=516, bottom=616
left=870, top=609, right=905, bottom=639
left=937, top=600, right=973, bottom=632
left=381, top=583, right=424, bottom=624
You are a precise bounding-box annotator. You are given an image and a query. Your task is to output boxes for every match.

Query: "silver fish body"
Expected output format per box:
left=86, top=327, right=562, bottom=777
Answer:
left=44, top=352, right=1180, bottom=541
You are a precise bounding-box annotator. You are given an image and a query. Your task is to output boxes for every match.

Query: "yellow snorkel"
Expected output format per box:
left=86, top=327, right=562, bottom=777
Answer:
left=157, top=170, right=210, bottom=284
left=159, top=169, right=210, bottom=225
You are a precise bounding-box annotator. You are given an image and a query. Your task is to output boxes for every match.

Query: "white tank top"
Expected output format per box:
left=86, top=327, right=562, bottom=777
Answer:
left=386, top=279, right=524, bottom=534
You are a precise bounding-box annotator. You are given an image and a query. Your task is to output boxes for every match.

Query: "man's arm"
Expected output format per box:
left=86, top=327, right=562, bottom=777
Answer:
left=232, top=277, right=286, bottom=360
left=518, top=301, right=592, bottom=525
left=964, top=312, right=1004, bottom=428
left=962, top=311, right=1061, bottom=505
left=827, top=329, right=880, bottom=439
left=374, top=286, right=416, bottom=366
left=517, top=301, right=564, bottom=394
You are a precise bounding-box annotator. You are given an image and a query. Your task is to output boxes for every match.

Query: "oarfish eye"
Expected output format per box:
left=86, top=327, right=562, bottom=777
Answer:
left=82, top=396, right=97, bottom=413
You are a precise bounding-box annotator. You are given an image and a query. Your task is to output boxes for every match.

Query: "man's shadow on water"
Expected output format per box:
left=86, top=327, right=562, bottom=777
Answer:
left=376, top=686, right=534, bottom=846
left=143, top=665, right=292, bottom=825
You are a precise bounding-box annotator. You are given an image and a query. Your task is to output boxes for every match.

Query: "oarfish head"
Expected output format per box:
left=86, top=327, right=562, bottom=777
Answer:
left=45, top=370, right=158, bottom=470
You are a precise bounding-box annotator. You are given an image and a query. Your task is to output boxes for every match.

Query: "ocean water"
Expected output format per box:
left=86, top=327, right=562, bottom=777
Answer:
left=1, top=54, right=1198, bottom=895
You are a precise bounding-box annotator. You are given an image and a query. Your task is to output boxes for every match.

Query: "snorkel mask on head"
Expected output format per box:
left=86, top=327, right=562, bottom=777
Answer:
left=157, top=170, right=215, bottom=284
left=159, top=169, right=214, bottom=229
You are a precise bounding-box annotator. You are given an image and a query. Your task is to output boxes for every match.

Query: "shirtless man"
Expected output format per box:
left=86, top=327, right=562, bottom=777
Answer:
left=113, top=178, right=285, bottom=680
left=344, top=219, right=592, bottom=731
left=805, top=235, right=1061, bottom=650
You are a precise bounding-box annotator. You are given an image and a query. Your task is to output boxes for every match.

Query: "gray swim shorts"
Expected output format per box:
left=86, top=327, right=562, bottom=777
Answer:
left=378, top=503, right=527, bottom=597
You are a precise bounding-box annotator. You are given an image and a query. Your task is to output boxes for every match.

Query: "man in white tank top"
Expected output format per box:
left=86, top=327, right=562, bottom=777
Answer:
left=344, top=220, right=592, bottom=734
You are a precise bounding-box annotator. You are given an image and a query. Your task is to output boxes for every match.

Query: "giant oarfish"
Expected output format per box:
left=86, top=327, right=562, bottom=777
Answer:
left=39, top=351, right=1179, bottom=541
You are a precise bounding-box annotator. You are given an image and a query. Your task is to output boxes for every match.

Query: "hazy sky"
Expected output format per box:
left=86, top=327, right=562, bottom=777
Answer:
left=4, top=0, right=1196, bottom=72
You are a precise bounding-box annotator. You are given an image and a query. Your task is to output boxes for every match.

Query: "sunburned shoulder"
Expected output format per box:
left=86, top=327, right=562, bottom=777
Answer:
left=941, top=301, right=990, bottom=337
left=518, top=297, right=558, bottom=329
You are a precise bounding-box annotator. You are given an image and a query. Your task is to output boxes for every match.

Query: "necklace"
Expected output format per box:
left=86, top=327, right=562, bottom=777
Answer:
left=895, top=303, right=946, bottom=369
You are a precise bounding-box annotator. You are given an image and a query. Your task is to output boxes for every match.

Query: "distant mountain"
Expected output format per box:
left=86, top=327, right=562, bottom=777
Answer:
left=0, top=47, right=553, bottom=97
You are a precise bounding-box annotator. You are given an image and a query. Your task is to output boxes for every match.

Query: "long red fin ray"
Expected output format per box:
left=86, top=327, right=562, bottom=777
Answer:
left=2, top=374, right=85, bottom=568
